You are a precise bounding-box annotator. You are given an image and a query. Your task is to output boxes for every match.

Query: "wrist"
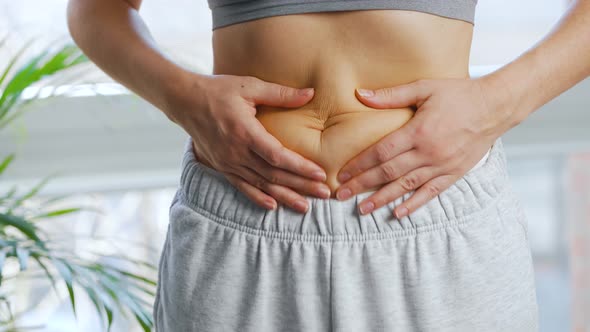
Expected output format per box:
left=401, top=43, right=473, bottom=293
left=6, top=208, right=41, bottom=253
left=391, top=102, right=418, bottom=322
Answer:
left=476, top=71, right=528, bottom=132
left=161, top=68, right=210, bottom=125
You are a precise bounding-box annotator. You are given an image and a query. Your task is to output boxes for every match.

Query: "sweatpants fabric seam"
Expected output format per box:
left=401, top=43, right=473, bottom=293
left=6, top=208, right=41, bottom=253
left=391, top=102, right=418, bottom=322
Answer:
left=174, top=185, right=508, bottom=243
left=326, top=196, right=334, bottom=331
left=329, top=241, right=334, bottom=332
left=153, top=223, right=170, bottom=330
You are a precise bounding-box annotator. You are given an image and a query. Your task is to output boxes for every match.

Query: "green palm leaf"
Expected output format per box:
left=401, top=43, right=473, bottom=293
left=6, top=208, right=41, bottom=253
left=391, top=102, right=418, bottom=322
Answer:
left=52, top=258, right=77, bottom=319
left=0, top=38, right=156, bottom=331
left=0, top=37, right=37, bottom=92
left=5, top=173, right=58, bottom=214
left=0, top=213, right=43, bottom=243
left=0, top=154, right=15, bottom=176
left=0, top=41, right=88, bottom=130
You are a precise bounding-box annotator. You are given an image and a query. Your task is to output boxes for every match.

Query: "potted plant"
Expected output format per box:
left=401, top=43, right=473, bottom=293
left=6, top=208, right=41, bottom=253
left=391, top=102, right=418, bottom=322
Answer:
left=0, top=36, right=157, bottom=332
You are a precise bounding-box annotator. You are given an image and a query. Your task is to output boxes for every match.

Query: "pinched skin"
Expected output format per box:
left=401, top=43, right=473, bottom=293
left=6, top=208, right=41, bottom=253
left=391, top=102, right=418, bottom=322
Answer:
left=209, top=10, right=474, bottom=196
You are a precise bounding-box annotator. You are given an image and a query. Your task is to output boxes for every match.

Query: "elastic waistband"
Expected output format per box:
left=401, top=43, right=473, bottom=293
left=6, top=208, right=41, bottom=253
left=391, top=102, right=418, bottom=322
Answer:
left=174, top=136, right=510, bottom=242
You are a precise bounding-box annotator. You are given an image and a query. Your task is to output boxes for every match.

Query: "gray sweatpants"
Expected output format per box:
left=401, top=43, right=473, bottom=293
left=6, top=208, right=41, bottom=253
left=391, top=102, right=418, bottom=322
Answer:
left=153, top=136, right=539, bottom=331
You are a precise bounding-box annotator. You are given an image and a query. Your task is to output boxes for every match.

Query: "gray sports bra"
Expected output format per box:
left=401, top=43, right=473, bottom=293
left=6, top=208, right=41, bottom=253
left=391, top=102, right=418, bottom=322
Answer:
left=207, top=0, right=478, bottom=30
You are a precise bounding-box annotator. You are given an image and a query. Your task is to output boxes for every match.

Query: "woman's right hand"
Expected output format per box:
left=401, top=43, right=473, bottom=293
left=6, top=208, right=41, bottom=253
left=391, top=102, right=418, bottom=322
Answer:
left=165, top=73, right=331, bottom=213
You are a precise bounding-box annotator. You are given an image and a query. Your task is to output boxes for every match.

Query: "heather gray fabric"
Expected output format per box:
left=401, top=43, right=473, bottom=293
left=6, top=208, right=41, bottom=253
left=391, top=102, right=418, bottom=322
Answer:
left=207, top=0, right=479, bottom=30
left=153, top=135, right=539, bottom=331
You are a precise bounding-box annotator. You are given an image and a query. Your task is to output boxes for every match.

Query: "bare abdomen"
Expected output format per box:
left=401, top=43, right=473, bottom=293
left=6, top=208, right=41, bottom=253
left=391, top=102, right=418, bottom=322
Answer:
left=256, top=96, right=415, bottom=195
left=211, top=9, right=474, bottom=196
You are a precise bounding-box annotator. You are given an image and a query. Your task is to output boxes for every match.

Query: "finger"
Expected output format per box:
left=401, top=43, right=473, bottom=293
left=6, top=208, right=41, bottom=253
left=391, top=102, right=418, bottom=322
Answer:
left=238, top=165, right=310, bottom=214
left=355, top=79, right=430, bottom=109
left=247, top=153, right=331, bottom=199
left=224, top=172, right=277, bottom=210
left=356, top=166, right=437, bottom=215
left=392, top=174, right=458, bottom=219
left=243, top=76, right=315, bottom=108
left=336, top=149, right=423, bottom=200
left=247, top=119, right=327, bottom=181
left=337, top=128, right=413, bottom=183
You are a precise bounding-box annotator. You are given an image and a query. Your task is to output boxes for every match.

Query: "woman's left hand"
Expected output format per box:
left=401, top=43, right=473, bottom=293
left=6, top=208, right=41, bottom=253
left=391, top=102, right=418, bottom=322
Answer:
left=335, top=77, right=519, bottom=218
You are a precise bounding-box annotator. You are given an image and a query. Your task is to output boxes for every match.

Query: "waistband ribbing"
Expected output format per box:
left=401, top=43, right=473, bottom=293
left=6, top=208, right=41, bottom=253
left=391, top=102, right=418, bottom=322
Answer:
left=174, top=136, right=509, bottom=242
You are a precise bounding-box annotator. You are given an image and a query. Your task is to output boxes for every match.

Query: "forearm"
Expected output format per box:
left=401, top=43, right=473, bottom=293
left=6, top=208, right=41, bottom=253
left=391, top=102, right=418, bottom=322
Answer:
left=66, top=0, right=205, bottom=120
left=481, top=0, right=590, bottom=128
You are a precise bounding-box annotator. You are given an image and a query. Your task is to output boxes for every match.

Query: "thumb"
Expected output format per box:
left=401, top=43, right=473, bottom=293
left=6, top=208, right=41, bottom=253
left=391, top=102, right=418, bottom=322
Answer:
left=356, top=80, right=428, bottom=109
left=246, top=79, right=315, bottom=108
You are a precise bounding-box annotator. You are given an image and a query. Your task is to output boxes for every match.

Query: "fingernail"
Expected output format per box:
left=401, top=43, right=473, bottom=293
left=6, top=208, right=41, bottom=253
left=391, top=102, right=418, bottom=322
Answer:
left=337, top=188, right=352, bottom=200
left=318, top=187, right=331, bottom=199
left=294, top=200, right=308, bottom=212
left=395, top=206, right=408, bottom=218
left=299, top=88, right=314, bottom=96
left=312, top=171, right=327, bottom=181
left=359, top=201, right=375, bottom=215
left=356, top=89, right=374, bottom=98
left=266, top=200, right=277, bottom=210
left=338, top=171, right=351, bottom=182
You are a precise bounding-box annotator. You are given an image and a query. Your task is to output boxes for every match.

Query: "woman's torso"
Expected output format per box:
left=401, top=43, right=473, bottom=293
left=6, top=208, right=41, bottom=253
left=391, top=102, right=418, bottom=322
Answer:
left=211, top=10, right=474, bottom=196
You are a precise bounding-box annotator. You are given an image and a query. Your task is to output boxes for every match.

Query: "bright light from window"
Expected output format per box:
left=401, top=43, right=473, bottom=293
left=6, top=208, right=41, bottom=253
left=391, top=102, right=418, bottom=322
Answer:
left=0, top=0, right=569, bottom=80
